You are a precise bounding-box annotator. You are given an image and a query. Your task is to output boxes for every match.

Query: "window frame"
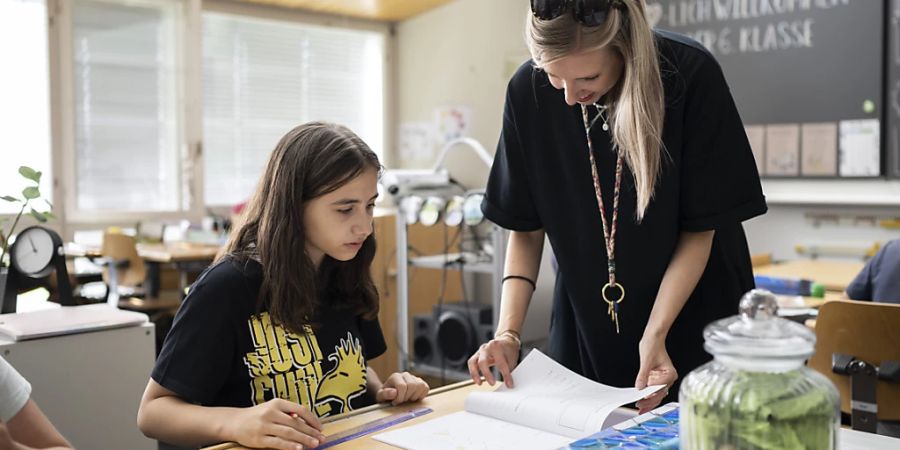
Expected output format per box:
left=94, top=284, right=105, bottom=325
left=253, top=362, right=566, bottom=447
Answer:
left=37, top=0, right=392, bottom=231
left=200, top=1, right=392, bottom=208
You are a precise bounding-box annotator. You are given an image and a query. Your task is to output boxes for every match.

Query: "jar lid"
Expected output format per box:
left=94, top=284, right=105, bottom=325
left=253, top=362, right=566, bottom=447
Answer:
left=703, top=289, right=816, bottom=360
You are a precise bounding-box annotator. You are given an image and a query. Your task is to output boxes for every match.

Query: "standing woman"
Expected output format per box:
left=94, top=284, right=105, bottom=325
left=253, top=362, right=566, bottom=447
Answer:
left=468, top=0, right=766, bottom=413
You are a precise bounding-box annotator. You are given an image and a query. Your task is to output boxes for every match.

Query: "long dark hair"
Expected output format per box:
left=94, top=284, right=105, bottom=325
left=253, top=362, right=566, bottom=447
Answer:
left=221, top=121, right=382, bottom=333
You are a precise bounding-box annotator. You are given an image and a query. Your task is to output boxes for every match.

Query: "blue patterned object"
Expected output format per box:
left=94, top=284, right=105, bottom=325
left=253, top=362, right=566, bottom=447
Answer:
left=560, top=403, right=680, bottom=449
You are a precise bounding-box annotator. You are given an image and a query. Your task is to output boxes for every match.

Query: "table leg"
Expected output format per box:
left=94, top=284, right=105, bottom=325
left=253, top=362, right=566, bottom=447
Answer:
left=145, top=262, right=161, bottom=298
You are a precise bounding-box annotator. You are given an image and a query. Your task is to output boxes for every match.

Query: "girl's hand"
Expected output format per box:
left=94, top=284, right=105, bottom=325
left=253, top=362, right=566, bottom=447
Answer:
left=467, top=335, right=520, bottom=388
left=229, top=399, right=325, bottom=450
left=635, top=337, right=678, bottom=414
left=376, top=372, right=429, bottom=405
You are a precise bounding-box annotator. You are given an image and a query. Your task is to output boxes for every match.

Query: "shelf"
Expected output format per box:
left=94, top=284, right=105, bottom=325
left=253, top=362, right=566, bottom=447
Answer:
left=408, top=252, right=495, bottom=274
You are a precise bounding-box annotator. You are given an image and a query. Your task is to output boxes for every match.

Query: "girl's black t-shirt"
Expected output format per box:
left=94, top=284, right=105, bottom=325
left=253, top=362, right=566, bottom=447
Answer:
left=483, top=30, right=767, bottom=393
left=152, top=257, right=386, bottom=418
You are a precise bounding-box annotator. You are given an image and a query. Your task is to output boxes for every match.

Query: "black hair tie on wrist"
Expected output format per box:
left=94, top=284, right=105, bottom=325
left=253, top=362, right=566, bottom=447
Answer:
left=502, top=275, right=537, bottom=291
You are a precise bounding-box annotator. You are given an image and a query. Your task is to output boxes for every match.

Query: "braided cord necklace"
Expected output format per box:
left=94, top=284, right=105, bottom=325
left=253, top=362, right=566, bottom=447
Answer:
left=580, top=103, right=625, bottom=333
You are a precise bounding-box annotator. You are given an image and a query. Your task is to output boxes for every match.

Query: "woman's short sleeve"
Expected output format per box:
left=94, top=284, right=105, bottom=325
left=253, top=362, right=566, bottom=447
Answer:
left=679, top=57, right=767, bottom=231
left=482, top=87, right=543, bottom=231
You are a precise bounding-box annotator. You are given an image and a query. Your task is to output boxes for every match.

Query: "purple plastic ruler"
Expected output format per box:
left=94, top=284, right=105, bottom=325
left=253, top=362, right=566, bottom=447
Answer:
left=318, top=406, right=433, bottom=449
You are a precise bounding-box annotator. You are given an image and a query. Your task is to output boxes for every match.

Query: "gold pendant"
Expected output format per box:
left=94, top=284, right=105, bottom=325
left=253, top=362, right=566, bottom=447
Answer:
left=602, top=282, right=625, bottom=334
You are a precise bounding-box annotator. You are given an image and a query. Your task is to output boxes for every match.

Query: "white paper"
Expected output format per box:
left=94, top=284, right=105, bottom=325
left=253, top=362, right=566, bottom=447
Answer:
left=839, top=119, right=880, bottom=176
left=398, top=122, right=435, bottom=162
left=465, top=350, right=663, bottom=438
left=433, top=106, right=472, bottom=146
left=800, top=122, right=838, bottom=176
left=373, top=411, right=572, bottom=450
left=765, top=124, right=800, bottom=175
left=373, top=350, right=663, bottom=450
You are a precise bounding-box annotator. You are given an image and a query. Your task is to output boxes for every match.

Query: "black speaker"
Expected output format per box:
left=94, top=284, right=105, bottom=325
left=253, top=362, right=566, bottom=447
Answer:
left=433, top=302, right=493, bottom=371
left=412, top=313, right=436, bottom=366
left=413, top=302, right=493, bottom=372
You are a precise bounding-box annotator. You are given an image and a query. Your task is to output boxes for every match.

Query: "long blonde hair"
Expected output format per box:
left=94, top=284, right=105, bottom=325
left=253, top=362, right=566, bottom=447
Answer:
left=526, top=0, right=664, bottom=221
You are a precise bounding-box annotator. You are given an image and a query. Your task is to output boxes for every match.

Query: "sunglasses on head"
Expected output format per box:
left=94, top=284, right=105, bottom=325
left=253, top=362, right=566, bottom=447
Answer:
left=530, top=0, right=616, bottom=27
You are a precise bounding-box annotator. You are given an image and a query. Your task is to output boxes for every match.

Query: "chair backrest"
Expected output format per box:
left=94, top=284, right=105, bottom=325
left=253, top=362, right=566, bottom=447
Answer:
left=750, top=252, right=772, bottom=268
left=100, top=232, right=145, bottom=287
left=808, top=299, right=900, bottom=421
left=136, top=221, right=166, bottom=244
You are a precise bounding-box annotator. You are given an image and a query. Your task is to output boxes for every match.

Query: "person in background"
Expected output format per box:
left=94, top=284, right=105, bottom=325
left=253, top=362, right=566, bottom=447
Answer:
left=138, top=122, right=429, bottom=450
left=468, top=0, right=766, bottom=413
left=0, top=356, right=73, bottom=450
left=846, top=239, right=900, bottom=304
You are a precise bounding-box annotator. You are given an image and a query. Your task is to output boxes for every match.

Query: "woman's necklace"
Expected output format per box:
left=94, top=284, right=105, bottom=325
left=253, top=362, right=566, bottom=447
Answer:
left=580, top=103, right=625, bottom=334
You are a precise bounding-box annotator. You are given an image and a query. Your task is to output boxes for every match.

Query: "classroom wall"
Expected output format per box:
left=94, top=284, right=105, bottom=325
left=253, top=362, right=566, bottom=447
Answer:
left=392, top=0, right=529, bottom=188
left=393, top=0, right=556, bottom=344
left=745, top=204, right=900, bottom=262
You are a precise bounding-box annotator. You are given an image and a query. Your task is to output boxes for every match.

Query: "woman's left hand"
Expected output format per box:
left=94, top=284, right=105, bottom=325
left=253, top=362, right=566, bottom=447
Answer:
left=635, top=337, right=678, bottom=414
left=376, top=372, right=430, bottom=406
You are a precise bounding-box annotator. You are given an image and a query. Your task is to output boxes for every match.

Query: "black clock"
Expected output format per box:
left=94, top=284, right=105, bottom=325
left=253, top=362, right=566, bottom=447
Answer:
left=11, top=226, right=61, bottom=278
left=3, top=226, right=74, bottom=312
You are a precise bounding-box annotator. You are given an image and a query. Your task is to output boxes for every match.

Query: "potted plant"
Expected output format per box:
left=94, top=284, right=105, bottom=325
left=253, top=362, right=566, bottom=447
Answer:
left=0, top=166, right=54, bottom=308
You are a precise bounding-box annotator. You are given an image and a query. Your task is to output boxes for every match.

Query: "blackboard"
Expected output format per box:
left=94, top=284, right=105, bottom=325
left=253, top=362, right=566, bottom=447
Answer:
left=887, top=0, right=900, bottom=177
left=647, top=0, right=884, bottom=178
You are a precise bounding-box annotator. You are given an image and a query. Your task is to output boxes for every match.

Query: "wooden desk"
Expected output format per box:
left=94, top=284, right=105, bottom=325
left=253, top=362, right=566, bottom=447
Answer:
left=754, top=260, right=865, bottom=292
left=776, top=290, right=845, bottom=310
left=138, top=243, right=219, bottom=297
left=203, top=380, right=494, bottom=450
left=66, top=242, right=220, bottom=297
left=200, top=378, right=900, bottom=450
left=135, top=242, right=221, bottom=264
left=65, top=242, right=220, bottom=263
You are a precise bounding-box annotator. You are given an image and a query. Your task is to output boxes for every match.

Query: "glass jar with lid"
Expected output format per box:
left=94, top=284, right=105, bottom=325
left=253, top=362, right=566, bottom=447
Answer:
left=679, top=289, right=839, bottom=449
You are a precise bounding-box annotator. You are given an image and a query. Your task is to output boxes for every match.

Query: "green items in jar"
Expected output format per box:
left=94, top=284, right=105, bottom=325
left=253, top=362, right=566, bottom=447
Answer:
left=681, top=362, right=837, bottom=449
left=679, top=289, right=839, bottom=450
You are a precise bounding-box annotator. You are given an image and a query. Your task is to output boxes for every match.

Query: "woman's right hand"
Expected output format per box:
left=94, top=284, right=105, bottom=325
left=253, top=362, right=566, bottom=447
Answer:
left=229, top=399, right=325, bottom=450
left=467, top=334, right=520, bottom=388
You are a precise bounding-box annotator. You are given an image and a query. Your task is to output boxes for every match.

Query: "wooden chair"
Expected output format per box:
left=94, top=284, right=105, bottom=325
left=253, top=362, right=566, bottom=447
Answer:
left=101, top=232, right=181, bottom=354
left=100, top=232, right=181, bottom=312
left=808, top=299, right=900, bottom=434
left=750, top=252, right=772, bottom=268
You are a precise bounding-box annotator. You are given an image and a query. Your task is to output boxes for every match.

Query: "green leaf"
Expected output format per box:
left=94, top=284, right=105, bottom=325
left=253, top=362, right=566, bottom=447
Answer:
left=18, top=166, right=40, bottom=183
left=1, top=196, right=19, bottom=203
left=43, top=211, right=56, bottom=220
left=44, top=199, right=53, bottom=209
left=29, top=209, right=48, bottom=223
left=22, top=186, right=40, bottom=200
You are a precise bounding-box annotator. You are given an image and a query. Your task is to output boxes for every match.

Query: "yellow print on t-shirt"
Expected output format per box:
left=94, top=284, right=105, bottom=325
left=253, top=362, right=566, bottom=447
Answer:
left=243, top=312, right=367, bottom=417
left=313, top=332, right=368, bottom=416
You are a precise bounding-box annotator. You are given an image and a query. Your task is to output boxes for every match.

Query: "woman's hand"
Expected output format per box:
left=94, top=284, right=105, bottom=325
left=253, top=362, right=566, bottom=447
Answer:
left=228, top=399, right=325, bottom=450
left=376, top=372, right=429, bottom=405
left=635, top=337, right=678, bottom=414
left=467, top=334, right=520, bottom=388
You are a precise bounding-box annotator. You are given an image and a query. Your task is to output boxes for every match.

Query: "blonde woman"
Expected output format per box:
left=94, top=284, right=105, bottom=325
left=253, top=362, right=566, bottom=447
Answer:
left=468, top=0, right=766, bottom=413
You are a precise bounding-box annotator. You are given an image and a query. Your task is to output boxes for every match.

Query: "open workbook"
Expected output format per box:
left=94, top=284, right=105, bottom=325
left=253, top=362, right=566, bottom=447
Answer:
left=373, top=349, right=664, bottom=450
